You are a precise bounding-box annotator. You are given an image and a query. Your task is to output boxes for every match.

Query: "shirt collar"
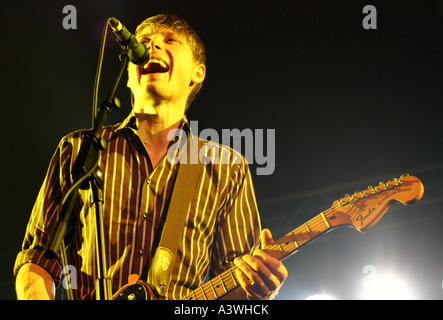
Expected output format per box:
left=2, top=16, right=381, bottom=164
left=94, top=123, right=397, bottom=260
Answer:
left=114, top=111, right=194, bottom=143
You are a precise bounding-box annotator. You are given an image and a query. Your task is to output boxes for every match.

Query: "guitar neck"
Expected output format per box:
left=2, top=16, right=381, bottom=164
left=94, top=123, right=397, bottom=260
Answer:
left=181, top=211, right=334, bottom=300
left=263, top=211, right=334, bottom=260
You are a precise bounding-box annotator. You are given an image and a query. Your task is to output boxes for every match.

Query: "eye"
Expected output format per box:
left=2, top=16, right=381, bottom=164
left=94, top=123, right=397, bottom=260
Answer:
left=139, top=39, right=150, bottom=47
left=166, top=36, right=181, bottom=44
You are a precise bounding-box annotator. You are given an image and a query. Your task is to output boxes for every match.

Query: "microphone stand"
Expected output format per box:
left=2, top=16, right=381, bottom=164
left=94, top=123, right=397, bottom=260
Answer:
left=44, top=50, right=129, bottom=300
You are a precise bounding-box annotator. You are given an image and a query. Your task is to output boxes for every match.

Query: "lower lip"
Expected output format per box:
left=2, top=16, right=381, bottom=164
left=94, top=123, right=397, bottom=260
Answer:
left=142, top=73, right=167, bottom=78
left=139, top=73, right=166, bottom=84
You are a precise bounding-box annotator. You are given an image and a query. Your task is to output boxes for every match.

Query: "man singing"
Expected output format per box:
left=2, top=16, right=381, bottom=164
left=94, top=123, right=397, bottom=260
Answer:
left=14, top=13, right=287, bottom=300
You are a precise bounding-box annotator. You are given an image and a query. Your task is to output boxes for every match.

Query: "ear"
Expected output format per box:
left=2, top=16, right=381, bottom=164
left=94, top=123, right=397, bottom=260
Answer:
left=190, top=63, right=206, bottom=85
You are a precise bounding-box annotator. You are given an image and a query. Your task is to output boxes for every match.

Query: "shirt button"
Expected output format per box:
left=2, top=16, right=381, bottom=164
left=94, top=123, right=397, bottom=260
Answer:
left=146, top=178, right=152, bottom=184
left=139, top=249, right=145, bottom=255
left=142, top=213, right=149, bottom=220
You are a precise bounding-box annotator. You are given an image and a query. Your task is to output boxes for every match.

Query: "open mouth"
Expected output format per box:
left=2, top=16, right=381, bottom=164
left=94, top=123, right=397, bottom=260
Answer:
left=140, top=58, right=170, bottom=75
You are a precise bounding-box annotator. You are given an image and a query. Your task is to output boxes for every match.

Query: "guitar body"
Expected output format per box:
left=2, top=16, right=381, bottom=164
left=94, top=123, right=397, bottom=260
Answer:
left=113, top=280, right=158, bottom=300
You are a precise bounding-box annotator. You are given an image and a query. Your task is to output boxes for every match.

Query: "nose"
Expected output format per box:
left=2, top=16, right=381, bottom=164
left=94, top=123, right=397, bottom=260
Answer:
left=146, top=35, right=162, bottom=52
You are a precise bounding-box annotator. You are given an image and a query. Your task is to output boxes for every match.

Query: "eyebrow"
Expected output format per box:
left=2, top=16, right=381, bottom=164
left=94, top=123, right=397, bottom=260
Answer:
left=137, top=29, right=183, bottom=42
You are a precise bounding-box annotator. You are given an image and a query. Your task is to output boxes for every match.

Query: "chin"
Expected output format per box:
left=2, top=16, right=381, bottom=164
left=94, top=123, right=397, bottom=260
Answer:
left=132, top=101, right=157, bottom=115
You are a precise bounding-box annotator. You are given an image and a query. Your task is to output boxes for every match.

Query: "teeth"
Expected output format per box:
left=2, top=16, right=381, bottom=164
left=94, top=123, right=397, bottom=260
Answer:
left=144, top=58, right=168, bottom=69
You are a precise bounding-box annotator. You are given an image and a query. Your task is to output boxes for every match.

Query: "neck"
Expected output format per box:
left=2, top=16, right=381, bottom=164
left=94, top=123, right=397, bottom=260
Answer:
left=132, top=89, right=187, bottom=123
left=136, top=114, right=182, bottom=143
left=134, top=101, right=185, bottom=168
left=134, top=94, right=186, bottom=135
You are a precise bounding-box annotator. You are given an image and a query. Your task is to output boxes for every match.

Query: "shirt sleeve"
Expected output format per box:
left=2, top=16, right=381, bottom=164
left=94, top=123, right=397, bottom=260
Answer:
left=13, top=135, right=76, bottom=284
left=209, top=152, right=262, bottom=278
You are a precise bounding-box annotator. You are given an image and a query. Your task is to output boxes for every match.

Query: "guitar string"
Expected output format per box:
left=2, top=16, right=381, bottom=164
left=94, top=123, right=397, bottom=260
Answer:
left=263, top=205, right=344, bottom=258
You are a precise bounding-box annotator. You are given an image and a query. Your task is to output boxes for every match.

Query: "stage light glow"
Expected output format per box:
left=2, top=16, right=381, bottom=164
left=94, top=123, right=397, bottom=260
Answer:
left=305, top=294, right=335, bottom=300
left=359, top=273, right=414, bottom=300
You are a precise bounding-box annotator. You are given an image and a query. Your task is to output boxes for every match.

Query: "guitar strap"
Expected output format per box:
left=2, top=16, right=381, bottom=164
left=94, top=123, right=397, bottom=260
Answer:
left=145, top=133, right=201, bottom=297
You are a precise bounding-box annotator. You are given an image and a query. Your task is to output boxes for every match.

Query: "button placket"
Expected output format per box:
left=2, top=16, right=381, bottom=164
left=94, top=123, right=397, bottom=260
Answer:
left=134, top=174, right=153, bottom=260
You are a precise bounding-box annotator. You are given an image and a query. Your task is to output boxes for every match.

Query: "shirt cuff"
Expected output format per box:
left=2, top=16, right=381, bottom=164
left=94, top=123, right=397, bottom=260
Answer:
left=13, top=249, right=62, bottom=285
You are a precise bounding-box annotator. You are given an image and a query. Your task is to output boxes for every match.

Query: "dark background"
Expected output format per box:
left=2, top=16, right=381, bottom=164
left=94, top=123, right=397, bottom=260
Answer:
left=0, top=0, right=441, bottom=300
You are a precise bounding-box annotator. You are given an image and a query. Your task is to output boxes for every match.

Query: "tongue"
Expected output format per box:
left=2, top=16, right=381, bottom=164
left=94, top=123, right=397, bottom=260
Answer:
left=144, top=62, right=169, bottom=74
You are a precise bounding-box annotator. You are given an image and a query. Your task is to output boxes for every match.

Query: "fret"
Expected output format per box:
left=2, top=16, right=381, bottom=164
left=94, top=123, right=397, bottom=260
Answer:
left=277, top=243, right=286, bottom=258
left=305, top=223, right=313, bottom=238
left=201, top=286, right=208, bottom=300
left=229, top=269, right=238, bottom=287
left=219, top=274, right=228, bottom=293
left=192, top=291, right=197, bottom=300
left=209, top=280, right=218, bottom=299
left=290, top=231, right=299, bottom=247
left=320, top=212, right=331, bottom=228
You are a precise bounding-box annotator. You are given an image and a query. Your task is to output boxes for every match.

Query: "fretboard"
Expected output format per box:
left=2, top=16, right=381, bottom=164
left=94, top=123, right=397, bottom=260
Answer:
left=181, top=211, right=334, bottom=300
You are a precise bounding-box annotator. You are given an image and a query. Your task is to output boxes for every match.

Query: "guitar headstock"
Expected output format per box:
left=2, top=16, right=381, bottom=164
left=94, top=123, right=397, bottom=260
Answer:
left=325, top=175, right=424, bottom=232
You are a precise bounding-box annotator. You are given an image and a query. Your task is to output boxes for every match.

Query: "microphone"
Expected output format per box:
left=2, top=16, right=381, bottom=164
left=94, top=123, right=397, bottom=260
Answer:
left=109, top=17, right=149, bottom=66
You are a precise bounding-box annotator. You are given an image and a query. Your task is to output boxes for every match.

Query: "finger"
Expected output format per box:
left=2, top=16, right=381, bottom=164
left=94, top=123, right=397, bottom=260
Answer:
left=234, top=256, right=264, bottom=289
left=234, top=257, right=271, bottom=298
left=240, top=254, right=285, bottom=299
left=234, top=267, right=262, bottom=300
left=253, top=249, right=288, bottom=284
left=243, top=252, right=284, bottom=292
left=260, top=228, right=274, bottom=248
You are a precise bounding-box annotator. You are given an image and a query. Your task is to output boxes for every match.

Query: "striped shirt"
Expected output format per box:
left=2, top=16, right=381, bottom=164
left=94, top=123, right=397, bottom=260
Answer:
left=13, top=113, right=261, bottom=300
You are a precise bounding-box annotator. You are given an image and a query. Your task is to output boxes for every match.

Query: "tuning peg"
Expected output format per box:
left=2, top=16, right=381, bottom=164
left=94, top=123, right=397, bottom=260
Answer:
left=368, top=186, right=379, bottom=194
left=400, top=173, right=410, bottom=178
left=359, top=191, right=368, bottom=198
left=379, top=181, right=391, bottom=190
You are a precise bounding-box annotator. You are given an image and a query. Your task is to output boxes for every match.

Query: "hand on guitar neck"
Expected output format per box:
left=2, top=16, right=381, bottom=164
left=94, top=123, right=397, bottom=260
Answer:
left=234, top=228, right=288, bottom=300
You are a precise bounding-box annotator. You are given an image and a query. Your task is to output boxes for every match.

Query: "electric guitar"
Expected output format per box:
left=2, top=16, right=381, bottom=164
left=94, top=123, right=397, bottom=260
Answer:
left=113, top=174, right=424, bottom=300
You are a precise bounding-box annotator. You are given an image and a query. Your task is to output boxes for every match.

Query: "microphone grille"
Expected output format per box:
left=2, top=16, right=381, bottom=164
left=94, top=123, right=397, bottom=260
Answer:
left=109, top=17, right=122, bottom=31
